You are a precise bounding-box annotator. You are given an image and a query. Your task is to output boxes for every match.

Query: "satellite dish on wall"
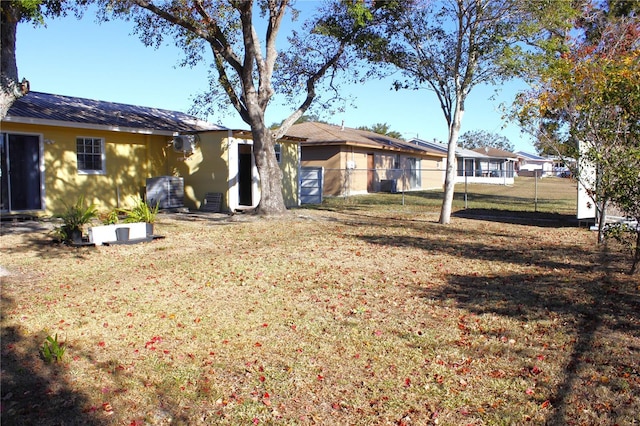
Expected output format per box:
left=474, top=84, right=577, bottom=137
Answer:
left=172, top=135, right=196, bottom=154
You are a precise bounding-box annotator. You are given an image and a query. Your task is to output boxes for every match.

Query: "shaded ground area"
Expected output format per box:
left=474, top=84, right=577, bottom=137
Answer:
left=1, top=295, right=105, bottom=425
left=453, top=208, right=580, bottom=227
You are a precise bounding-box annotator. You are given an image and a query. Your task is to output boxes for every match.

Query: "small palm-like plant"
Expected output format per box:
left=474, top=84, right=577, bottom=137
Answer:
left=54, top=196, right=98, bottom=243
left=102, top=209, right=120, bottom=225
left=41, top=334, right=66, bottom=363
left=121, top=197, right=159, bottom=224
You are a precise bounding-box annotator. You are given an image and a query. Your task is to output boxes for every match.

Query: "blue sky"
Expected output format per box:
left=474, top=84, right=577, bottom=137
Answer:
left=15, top=5, right=536, bottom=152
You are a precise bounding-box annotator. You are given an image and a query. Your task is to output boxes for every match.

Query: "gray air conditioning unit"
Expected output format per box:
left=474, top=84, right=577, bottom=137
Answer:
left=172, top=135, right=196, bottom=154
left=146, top=176, right=184, bottom=209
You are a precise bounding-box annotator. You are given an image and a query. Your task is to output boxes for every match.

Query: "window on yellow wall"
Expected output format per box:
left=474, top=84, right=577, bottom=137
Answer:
left=274, top=143, right=282, bottom=164
left=77, top=137, right=106, bottom=174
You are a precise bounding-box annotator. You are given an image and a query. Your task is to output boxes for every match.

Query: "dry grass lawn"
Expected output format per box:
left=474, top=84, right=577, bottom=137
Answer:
left=1, top=178, right=639, bottom=425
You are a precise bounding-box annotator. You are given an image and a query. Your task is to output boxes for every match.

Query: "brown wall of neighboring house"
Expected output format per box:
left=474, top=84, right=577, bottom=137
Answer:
left=301, top=145, right=346, bottom=196
left=340, top=149, right=370, bottom=195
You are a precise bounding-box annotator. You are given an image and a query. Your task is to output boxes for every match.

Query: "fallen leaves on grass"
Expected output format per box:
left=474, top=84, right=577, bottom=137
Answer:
left=1, top=197, right=638, bottom=425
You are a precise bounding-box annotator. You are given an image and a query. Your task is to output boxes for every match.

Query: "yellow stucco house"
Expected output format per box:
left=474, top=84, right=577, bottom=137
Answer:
left=1, top=91, right=299, bottom=216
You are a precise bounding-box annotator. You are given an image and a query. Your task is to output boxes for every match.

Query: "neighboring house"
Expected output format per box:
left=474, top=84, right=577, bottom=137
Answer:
left=410, top=139, right=516, bottom=185
left=286, top=122, right=447, bottom=196
left=470, top=148, right=518, bottom=182
left=549, top=156, right=577, bottom=178
left=1, top=91, right=299, bottom=215
left=515, top=151, right=554, bottom=177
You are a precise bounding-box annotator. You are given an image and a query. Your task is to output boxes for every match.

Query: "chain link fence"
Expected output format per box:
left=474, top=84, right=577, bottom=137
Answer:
left=301, top=166, right=576, bottom=215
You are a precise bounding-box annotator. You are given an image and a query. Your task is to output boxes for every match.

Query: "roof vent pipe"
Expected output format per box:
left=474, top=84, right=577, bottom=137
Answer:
left=341, top=120, right=344, bottom=131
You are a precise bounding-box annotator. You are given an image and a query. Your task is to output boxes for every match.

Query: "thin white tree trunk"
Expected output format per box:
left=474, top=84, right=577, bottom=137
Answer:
left=439, top=104, right=464, bottom=224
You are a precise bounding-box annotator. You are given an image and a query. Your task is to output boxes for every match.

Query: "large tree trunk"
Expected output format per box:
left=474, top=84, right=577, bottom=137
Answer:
left=0, top=2, right=28, bottom=120
left=251, top=125, right=287, bottom=216
left=439, top=105, right=464, bottom=224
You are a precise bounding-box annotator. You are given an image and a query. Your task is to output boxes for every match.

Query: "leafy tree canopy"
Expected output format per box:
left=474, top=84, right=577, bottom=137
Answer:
left=458, top=130, right=514, bottom=152
left=357, top=122, right=403, bottom=139
left=514, top=0, right=639, bottom=272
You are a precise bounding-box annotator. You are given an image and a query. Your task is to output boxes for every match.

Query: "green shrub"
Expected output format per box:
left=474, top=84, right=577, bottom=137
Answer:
left=120, top=197, right=159, bottom=223
left=41, top=334, right=65, bottom=363
left=102, top=209, right=120, bottom=225
left=53, top=196, right=98, bottom=243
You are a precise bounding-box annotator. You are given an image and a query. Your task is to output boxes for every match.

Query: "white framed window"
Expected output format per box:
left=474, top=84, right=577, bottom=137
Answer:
left=77, top=137, right=105, bottom=174
left=274, top=143, right=282, bottom=164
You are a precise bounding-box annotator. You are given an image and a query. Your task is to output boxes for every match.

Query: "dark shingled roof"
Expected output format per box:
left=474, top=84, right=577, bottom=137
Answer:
left=4, top=91, right=223, bottom=134
left=286, top=122, right=446, bottom=157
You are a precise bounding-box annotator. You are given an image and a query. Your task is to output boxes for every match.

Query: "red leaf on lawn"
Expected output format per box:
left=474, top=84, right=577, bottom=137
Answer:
left=526, top=388, right=535, bottom=395
left=317, top=375, right=324, bottom=381
left=489, top=370, right=505, bottom=378
left=254, top=342, right=262, bottom=347
left=98, top=341, right=106, bottom=347
left=259, top=375, right=266, bottom=382
left=262, top=392, right=271, bottom=406
left=102, top=402, right=114, bottom=415
left=541, top=400, right=551, bottom=409
left=404, top=377, right=411, bottom=387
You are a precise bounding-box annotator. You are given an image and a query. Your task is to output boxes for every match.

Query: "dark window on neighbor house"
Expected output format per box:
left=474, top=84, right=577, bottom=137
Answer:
left=77, top=137, right=105, bottom=174
left=274, top=143, right=282, bottom=163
